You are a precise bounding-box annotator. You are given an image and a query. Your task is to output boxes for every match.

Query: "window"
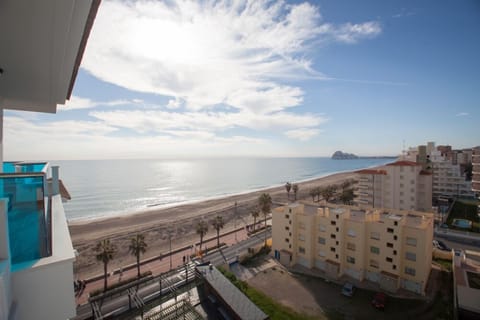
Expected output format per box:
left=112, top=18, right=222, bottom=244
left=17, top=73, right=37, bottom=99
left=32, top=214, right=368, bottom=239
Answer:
left=370, top=259, right=379, bottom=268
left=370, top=246, right=380, bottom=254
left=289, top=244, right=291, bottom=249
left=318, top=237, right=326, bottom=245
left=330, top=247, right=336, bottom=252
left=336, top=241, right=339, bottom=245
left=331, top=234, right=336, bottom=239
left=289, top=208, right=292, bottom=213
left=347, top=242, right=356, bottom=251
left=299, top=247, right=305, bottom=254
left=370, top=232, right=380, bottom=240
left=393, top=250, right=397, bottom=255
left=298, top=234, right=305, bottom=241
left=285, top=214, right=290, bottom=219
left=335, top=254, right=339, bottom=259
left=405, top=267, right=416, bottom=276
left=406, top=237, right=417, bottom=246
left=347, top=229, right=356, bottom=237
left=285, top=226, right=289, bottom=231
left=336, top=227, right=339, bottom=232
left=318, top=251, right=325, bottom=257
left=387, top=242, right=393, bottom=248
left=405, top=252, right=416, bottom=261
left=318, top=225, right=326, bottom=232
left=331, top=220, right=336, bottom=226
left=393, top=265, right=397, bottom=270
left=285, top=238, right=289, bottom=243
left=394, top=221, right=398, bottom=226
left=387, top=228, right=394, bottom=233
left=346, top=256, right=355, bottom=264
left=336, top=214, right=339, bottom=219
left=394, top=235, right=398, bottom=241
left=386, top=257, right=393, bottom=263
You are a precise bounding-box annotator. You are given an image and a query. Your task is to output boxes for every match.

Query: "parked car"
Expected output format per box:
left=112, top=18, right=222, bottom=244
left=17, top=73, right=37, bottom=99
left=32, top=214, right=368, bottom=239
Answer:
left=436, top=240, right=450, bottom=251
left=440, top=223, right=449, bottom=229
left=433, top=239, right=451, bottom=251
left=371, top=292, right=386, bottom=310
left=341, top=282, right=355, bottom=297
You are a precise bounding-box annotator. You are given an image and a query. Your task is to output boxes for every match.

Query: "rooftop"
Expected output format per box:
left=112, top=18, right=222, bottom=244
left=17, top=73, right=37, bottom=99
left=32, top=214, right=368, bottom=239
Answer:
left=386, top=160, right=421, bottom=167
left=197, top=265, right=268, bottom=320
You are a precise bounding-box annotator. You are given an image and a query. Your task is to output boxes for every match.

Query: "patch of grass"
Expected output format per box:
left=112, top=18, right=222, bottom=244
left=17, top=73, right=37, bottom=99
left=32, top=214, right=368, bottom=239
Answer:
left=433, top=258, right=453, bottom=272
left=218, top=267, right=321, bottom=320
left=446, top=199, right=480, bottom=232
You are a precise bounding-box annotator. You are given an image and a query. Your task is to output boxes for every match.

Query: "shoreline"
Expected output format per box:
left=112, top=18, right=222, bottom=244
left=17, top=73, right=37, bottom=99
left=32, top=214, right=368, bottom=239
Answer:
left=69, top=166, right=381, bottom=279
left=68, top=159, right=391, bottom=225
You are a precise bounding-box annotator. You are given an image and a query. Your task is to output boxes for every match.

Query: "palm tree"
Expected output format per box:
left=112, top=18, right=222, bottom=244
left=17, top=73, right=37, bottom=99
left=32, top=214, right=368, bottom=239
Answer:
left=95, top=239, right=116, bottom=292
left=285, top=182, right=292, bottom=200
left=309, top=188, right=316, bottom=201
left=259, top=193, right=272, bottom=247
left=251, top=207, right=260, bottom=232
left=129, top=233, right=148, bottom=278
left=315, top=186, right=322, bottom=202
left=340, top=189, right=355, bottom=205
left=196, top=220, right=209, bottom=252
left=211, top=215, right=224, bottom=248
left=321, top=185, right=335, bottom=203
left=292, top=184, right=299, bottom=201
left=341, top=180, right=351, bottom=192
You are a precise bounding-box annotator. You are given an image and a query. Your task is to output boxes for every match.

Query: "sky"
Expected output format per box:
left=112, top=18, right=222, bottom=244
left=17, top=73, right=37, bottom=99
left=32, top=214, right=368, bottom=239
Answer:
left=5, top=0, right=480, bottom=160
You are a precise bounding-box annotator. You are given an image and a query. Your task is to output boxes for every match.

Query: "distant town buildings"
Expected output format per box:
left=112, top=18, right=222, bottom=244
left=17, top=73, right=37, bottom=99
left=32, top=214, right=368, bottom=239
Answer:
left=355, top=160, right=432, bottom=212
left=404, top=141, right=474, bottom=202
left=272, top=203, right=433, bottom=295
left=472, top=146, right=480, bottom=214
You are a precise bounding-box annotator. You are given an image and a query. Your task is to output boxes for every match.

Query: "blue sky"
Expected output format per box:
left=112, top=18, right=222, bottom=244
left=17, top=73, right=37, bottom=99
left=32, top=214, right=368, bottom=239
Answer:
left=5, top=0, right=480, bottom=160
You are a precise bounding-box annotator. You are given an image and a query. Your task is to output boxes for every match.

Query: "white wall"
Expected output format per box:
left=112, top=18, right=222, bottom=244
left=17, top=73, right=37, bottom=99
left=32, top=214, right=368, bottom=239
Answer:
left=12, top=260, right=75, bottom=320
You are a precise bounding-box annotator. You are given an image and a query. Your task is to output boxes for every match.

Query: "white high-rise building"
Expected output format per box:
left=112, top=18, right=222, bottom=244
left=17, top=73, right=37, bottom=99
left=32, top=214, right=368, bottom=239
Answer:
left=355, top=160, right=433, bottom=212
left=0, top=1, right=100, bottom=319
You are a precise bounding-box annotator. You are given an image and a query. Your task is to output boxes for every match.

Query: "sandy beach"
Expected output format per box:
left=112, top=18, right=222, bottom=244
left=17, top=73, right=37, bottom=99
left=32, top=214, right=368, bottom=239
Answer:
left=69, top=170, right=358, bottom=279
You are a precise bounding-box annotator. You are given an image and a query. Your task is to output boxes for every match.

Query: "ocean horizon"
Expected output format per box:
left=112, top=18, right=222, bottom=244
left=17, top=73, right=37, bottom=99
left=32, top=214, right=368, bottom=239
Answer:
left=50, top=157, right=393, bottom=222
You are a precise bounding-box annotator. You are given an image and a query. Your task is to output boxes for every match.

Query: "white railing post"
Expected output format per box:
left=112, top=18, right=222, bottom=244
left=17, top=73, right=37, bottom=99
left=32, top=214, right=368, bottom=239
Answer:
left=52, top=166, right=60, bottom=196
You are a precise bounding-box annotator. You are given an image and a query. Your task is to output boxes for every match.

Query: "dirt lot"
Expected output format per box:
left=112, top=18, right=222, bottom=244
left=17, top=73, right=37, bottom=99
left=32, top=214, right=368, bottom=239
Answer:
left=247, top=266, right=448, bottom=320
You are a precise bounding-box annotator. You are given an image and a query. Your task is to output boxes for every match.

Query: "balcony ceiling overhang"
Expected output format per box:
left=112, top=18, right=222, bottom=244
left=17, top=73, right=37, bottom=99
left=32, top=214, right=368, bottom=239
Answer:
left=0, top=0, right=100, bottom=113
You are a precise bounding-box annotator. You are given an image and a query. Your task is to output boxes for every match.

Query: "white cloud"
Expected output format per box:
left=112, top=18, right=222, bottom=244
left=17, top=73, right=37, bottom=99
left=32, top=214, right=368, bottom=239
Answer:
left=3, top=116, right=269, bottom=160
left=89, top=109, right=327, bottom=132
left=166, top=97, right=183, bottom=109
left=58, top=95, right=132, bottom=111
left=285, top=128, right=321, bottom=141
left=82, top=0, right=381, bottom=113
left=456, top=112, right=469, bottom=117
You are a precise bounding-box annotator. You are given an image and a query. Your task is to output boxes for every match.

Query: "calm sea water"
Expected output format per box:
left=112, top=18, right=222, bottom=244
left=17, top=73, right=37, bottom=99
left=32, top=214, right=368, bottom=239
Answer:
left=51, top=158, right=392, bottom=221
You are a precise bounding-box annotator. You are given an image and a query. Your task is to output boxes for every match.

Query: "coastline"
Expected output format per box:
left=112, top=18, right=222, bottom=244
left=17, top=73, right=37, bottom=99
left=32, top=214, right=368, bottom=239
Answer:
left=69, top=167, right=380, bottom=279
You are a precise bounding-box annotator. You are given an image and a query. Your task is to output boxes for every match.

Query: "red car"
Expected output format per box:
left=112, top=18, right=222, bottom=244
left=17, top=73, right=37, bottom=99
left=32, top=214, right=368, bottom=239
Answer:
left=371, top=292, right=386, bottom=310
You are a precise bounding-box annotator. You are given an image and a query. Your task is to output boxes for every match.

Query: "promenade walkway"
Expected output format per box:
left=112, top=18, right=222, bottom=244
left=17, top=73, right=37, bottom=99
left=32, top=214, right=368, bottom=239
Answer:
left=75, top=226, right=251, bottom=306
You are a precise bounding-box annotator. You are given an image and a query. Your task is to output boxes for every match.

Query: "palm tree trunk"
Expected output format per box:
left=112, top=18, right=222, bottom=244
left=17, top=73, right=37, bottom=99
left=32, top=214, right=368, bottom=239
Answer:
left=217, top=229, right=220, bottom=248
left=253, top=217, right=256, bottom=232
left=103, top=261, right=108, bottom=291
left=264, top=215, right=267, bottom=247
left=137, top=254, right=140, bottom=278
left=200, top=235, right=203, bottom=251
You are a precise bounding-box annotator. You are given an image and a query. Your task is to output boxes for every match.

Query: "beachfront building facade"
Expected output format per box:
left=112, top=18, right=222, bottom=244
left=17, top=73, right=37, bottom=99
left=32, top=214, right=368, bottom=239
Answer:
left=0, top=1, right=100, bottom=319
left=473, top=146, right=480, bottom=215
left=404, top=142, right=474, bottom=202
left=272, top=202, right=434, bottom=295
left=355, top=160, right=433, bottom=212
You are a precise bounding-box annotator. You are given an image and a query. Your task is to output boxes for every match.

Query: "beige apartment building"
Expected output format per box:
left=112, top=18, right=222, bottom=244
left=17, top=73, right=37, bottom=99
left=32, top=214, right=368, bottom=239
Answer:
left=355, top=160, right=432, bottom=212
left=272, top=202, right=434, bottom=295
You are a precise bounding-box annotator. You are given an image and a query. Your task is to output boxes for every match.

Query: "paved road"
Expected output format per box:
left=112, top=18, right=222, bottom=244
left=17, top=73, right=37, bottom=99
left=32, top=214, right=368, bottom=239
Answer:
left=434, top=236, right=480, bottom=252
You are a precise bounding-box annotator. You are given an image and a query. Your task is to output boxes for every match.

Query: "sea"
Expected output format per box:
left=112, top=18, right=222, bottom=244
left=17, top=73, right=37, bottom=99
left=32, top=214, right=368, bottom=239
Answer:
left=50, top=158, right=393, bottom=222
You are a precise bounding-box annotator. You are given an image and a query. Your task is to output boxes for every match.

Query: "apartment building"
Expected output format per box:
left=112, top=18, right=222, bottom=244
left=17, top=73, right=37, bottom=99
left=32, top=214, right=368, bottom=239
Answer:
left=0, top=1, right=100, bottom=319
left=355, top=160, right=432, bottom=212
left=272, top=203, right=434, bottom=295
left=473, top=146, right=480, bottom=214
left=431, top=157, right=474, bottom=200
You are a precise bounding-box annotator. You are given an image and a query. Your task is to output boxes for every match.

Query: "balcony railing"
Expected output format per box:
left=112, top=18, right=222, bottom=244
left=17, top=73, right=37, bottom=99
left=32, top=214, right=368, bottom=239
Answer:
left=0, top=162, right=51, bottom=266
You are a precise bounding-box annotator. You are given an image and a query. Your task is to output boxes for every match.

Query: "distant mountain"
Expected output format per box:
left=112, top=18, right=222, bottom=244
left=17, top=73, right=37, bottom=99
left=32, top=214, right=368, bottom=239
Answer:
left=332, top=151, right=358, bottom=160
